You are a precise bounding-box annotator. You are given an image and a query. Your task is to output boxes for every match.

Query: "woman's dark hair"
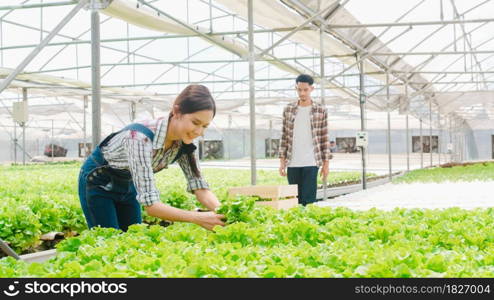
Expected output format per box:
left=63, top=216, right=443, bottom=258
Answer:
left=174, top=84, right=216, bottom=117
left=170, top=84, right=215, bottom=177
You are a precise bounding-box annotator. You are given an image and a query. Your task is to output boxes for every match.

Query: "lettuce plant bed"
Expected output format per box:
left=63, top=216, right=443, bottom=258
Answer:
left=0, top=163, right=374, bottom=254
left=438, top=161, right=493, bottom=168
left=2, top=205, right=494, bottom=278
left=394, top=161, right=494, bottom=184
left=317, top=172, right=402, bottom=189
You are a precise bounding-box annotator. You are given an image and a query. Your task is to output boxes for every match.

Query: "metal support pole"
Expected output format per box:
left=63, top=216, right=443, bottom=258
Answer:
left=248, top=0, right=256, bottom=185
left=405, top=84, right=410, bottom=172
left=420, top=118, right=423, bottom=168
left=13, top=120, right=17, bottom=164
left=0, top=0, right=86, bottom=94
left=228, top=114, right=232, bottom=160
left=0, top=20, right=3, bottom=67
left=51, top=119, right=54, bottom=160
left=358, top=53, right=367, bottom=189
left=83, top=95, right=88, bottom=158
left=453, top=117, right=457, bottom=162
left=449, top=115, right=452, bottom=162
left=268, top=119, right=272, bottom=158
left=320, top=0, right=328, bottom=201
left=462, top=123, right=466, bottom=161
left=386, top=72, right=392, bottom=180
left=209, top=0, right=213, bottom=33
left=460, top=124, right=463, bottom=161
left=438, top=113, right=441, bottom=165
left=186, top=0, right=190, bottom=83
left=126, top=23, right=130, bottom=64
left=456, top=118, right=459, bottom=162
left=456, top=118, right=460, bottom=162
left=459, top=119, right=462, bottom=162
left=319, top=3, right=325, bottom=106
left=130, top=102, right=136, bottom=122
left=91, top=4, right=101, bottom=149
left=452, top=117, right=456, bottom=162
left=22, top=88, right=27, bottom=165
left=242, top=129, right=246, bottom=157
left=40, top=0, right=43, bottom=42
left=429, top=99, right=433, bottom=167
left=458, top=128, right=461, bottom=162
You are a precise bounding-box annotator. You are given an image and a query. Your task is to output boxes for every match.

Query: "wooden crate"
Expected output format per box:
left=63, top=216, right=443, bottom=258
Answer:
left=227, top=184, right=299, bottom=210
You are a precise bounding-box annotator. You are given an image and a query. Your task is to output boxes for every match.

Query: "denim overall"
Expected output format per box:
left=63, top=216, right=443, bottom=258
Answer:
left=78, top=123, right=154, bottom=231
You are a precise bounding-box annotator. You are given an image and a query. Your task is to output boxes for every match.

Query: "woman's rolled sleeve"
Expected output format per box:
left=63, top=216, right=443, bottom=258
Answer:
left=177, top=154, right=210, bottom=193
left=125, top=135, right=161, bottom=206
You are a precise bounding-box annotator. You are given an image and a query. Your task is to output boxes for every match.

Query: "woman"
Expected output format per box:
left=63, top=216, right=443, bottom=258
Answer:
left=78, top=85, right=225, bottom=232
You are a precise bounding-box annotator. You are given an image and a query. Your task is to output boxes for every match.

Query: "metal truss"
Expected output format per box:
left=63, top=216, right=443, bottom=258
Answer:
left=0, top=0, right=493, bottom=166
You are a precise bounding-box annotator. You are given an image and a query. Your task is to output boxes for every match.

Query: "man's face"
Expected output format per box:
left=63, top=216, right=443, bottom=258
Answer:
left=296, top=82, right=314, bottom=102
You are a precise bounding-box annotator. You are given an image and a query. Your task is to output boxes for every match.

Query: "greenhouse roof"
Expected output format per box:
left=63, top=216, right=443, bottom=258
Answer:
left=0, top=0, right=493, bottom=138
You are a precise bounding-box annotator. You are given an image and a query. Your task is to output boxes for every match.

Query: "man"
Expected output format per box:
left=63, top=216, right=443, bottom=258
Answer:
left=279, top=74, right=330, bottom=206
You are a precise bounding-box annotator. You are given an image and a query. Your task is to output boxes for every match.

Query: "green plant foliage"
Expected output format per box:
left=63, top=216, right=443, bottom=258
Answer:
left=0, top=163, right=368, bottom=253
left=2, top=206, right=494, bottom=278
left=216, top=195, right=257, bottom=224
left=0, top=201, right=42, bottom=252
left=394, top=162, right=494, bottom=183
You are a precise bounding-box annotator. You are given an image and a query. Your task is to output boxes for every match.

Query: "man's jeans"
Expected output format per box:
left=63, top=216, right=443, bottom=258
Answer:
left=287, top=166, right=319, bottom=206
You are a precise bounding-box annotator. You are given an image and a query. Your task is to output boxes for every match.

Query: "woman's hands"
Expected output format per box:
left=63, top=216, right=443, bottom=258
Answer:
left=192, top=189, right=225, bottom=230
left=192, top=211, right=225, bottom=231
left=145, top=201, right=225, bottom=232
left=193, top=188, right=221, bottom=211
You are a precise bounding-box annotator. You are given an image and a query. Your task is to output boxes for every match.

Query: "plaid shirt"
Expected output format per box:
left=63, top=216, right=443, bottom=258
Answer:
left=279, top=101, right=330, bottom=167
left=101, top=117, right=209, bottom=206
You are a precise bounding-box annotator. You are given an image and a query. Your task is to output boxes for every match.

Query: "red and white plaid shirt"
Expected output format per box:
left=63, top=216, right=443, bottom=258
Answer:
left=101, top=117, right=209, bottom=206
left=279, top=101, right=330, bottom=167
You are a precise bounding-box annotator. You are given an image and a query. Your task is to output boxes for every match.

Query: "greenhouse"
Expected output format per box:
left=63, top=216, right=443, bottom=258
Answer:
left=1, top=0, right=494, bottom=283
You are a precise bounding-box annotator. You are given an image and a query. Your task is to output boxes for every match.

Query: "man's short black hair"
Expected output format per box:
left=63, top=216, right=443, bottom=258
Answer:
left=296, top=74, right=314, bottom=85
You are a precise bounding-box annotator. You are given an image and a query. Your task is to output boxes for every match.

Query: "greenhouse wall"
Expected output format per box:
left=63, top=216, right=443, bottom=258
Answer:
left=1, top=129, right=492, bottom=163
left=470, top=130, right=494, bottom=161
left=202, top=128, right=281, bottom=160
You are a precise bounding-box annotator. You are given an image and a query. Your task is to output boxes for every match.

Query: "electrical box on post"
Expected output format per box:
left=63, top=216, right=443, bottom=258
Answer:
left=13, top=101, right=28, bottom=124
left=356, top=131, right=368, bottom=147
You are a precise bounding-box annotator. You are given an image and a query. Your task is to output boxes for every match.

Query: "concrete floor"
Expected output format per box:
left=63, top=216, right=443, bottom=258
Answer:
left=316, top=180, right=494, bottom=210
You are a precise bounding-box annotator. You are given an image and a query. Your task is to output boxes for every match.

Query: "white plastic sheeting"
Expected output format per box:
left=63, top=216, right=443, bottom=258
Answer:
left=98, top=0, right=357, bottom=100
left=88, top=0, right=494, bottom=125
left=0, top=0, right=493, bottom=139
left=215, top=0, right=432, bottom=104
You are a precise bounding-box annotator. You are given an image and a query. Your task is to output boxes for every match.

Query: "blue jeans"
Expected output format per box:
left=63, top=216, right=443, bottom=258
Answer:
left=78, top=147, right=141, bottom=231
left=287, top=166, right=319, bottom=206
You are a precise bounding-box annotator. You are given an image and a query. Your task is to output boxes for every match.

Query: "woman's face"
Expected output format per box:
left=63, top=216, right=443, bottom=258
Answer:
left=173, top=109, right=214, bottom=144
